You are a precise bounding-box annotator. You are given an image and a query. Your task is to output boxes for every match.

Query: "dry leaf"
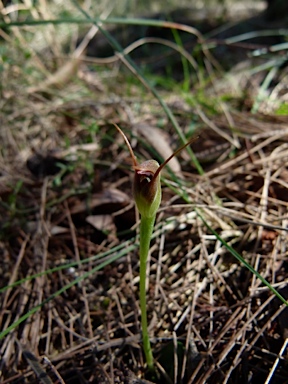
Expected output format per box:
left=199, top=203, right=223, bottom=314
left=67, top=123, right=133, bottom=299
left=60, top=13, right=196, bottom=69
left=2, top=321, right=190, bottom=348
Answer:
left=86, top=214, right=114, bottom=232
left=50, top=226, right=70, bottom=235
left=70, top=188, right=130, bottom=215
left=136, top=123, right=182, bottom=176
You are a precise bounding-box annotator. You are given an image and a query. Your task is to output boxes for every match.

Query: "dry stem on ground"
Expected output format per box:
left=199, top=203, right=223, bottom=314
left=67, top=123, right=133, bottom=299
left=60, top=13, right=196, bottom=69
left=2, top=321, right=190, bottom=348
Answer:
left=1, top=2, right=288, bottom=383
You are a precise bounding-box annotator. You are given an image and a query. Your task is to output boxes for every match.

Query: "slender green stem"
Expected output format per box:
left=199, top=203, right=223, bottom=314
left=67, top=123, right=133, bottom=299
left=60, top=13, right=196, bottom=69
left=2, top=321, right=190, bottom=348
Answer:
left=139, top=214, right=156, bottom=370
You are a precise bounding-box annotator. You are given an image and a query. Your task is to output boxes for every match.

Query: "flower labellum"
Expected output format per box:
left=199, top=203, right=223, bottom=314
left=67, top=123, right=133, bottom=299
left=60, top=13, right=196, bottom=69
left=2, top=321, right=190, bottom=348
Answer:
left=133, top=160, right=161, bottom=218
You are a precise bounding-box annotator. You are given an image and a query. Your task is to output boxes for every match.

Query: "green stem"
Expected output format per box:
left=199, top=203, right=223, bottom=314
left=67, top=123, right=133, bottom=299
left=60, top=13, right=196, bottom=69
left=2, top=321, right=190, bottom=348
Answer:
left=139, top=214, right=156, bottom=370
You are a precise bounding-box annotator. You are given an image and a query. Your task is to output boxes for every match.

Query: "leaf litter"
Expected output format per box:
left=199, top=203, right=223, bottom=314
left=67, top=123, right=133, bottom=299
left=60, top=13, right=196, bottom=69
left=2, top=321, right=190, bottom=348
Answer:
left=1, top=2, right=288, bottom=384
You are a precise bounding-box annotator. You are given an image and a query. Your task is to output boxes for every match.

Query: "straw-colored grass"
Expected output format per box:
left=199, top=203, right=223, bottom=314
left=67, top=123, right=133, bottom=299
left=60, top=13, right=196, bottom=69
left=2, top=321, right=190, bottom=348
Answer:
left=1, top=1, right=288, bottom=383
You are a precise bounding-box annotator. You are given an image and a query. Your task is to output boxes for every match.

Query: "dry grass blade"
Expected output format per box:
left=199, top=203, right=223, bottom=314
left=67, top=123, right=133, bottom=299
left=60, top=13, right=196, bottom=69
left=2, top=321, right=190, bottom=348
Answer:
left=1, top=1, right=288, bottom=383
left=264, top=338, right=288, bottom=384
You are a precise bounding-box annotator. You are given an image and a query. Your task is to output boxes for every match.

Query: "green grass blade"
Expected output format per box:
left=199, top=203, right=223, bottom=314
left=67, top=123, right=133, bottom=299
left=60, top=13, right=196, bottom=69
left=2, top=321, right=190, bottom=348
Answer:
left=74, top=3, right=204, bottom=175
left=196, top=209, right=288, bottom=306
left=0, top=240, right=137, bottom=293
left=1, top=11, right=204, bottom=172
left=0, top=245, right=135, bottom=340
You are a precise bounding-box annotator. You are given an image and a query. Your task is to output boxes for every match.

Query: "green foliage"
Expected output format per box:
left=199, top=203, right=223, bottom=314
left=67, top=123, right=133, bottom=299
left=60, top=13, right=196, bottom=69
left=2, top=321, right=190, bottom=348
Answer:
left=276, top=102, right=288, bottom=115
